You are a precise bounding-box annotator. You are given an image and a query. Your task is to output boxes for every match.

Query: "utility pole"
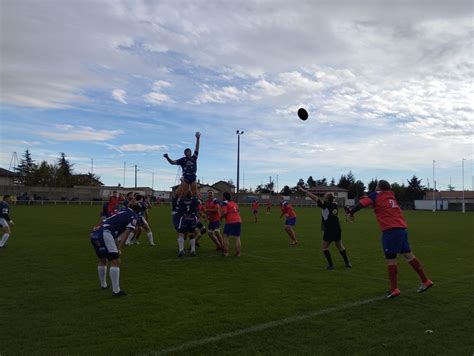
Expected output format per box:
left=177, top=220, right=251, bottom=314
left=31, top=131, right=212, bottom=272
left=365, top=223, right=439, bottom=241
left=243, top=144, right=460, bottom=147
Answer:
left=91, top=158, right=94, bottom=175
left=123, top=162, right=126, bottom=187
left=134, top=165, right=138, bottom=188
left=432, top=160, right=436, bottom=212
left=236, top=130, right=244, bottom=203
left=152, top=172, right=155, bottom=190
left=462, top=158, right=466, bottom=213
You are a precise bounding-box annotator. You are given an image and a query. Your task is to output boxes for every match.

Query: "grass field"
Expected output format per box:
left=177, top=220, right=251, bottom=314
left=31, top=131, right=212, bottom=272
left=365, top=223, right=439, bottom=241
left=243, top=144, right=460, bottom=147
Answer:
left=0, top=204, right=473, bottom=355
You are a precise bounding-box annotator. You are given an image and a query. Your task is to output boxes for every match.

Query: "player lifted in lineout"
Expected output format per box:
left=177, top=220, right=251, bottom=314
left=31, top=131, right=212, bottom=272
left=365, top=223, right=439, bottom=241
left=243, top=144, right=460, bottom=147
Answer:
left=163, top=132, right=201, bottom=197
left=298, top=187, right=351, bottom=269
left=349, top=180, right=433, bottom=299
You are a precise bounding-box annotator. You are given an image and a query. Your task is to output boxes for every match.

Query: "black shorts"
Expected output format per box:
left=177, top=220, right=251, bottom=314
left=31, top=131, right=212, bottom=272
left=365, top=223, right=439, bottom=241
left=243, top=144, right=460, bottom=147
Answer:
left=323, top=229, right=341, bottom=242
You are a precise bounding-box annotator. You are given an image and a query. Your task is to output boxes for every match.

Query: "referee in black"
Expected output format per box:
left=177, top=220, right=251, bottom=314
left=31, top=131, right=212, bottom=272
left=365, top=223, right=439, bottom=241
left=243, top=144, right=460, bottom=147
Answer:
left=298, top=186, right=351, bottom=269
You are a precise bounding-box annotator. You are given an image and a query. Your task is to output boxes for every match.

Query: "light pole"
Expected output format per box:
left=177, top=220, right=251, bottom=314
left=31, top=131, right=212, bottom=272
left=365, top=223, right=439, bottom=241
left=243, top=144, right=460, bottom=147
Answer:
left=236, top=130, right=244, bottom=203
left=152, top=172, right=155, bottom=191
left=462, top=158, right=466, bottom=213
left=432, top=160, right=436, bottom=212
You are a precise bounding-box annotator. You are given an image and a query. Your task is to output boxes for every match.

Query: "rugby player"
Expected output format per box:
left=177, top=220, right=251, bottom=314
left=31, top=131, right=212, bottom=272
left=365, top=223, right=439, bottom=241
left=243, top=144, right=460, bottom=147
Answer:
left=221, top=192, right=242, bottom=257
left=280, top=200, right=298, bottom=245
left=0, top=195, right=14, bottom=248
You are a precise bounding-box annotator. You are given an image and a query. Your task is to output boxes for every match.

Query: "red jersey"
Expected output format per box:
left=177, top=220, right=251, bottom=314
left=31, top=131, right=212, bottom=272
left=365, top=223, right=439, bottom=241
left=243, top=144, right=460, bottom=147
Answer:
left=252, top=202, right=259, bottom=210
left=108, top=196, right=121, bottom=213
left=359, top=191, right=407, bottom=231
left=205, top=198, right=221, bottom=222
left=281, top=203, right=296, bottom=218
left=221, top=201, right=242, bottom=224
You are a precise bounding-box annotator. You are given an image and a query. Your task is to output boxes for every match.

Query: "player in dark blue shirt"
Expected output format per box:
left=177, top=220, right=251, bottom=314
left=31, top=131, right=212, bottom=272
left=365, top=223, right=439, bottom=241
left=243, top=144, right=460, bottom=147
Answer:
left=125, top=194, right=155, bottom=246
left=90, top=204, right=140, bottom=296
left=0, top=195, right=14, bottom=248
left=163, top=132, right=201, bottom=197
left=176, top=190, right=200, bottom=257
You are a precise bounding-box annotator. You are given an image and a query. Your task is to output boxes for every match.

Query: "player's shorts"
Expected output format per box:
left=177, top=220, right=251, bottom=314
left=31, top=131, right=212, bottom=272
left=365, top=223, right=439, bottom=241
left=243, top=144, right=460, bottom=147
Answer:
left=253, top=210, right=258, bottom=214
left=182, top=174, right=197, bottom=184
left=178, top=216, right=197, bottom=234
left=381, top=228, right=411, bottom=259
left=223, top=222, right=241, bottom=237
left=208, top=221, right=221, bottom=231
left=172, top=213, right=180, bottom=231
left=323, top=229, right=342, bottom=242
left=138, top=216, right=149, bottom=227
left=285, top=217, right=297, bottom=226
left=90, top=229, right=119, bottom=260
left=0, top=218, right=8, bottom=227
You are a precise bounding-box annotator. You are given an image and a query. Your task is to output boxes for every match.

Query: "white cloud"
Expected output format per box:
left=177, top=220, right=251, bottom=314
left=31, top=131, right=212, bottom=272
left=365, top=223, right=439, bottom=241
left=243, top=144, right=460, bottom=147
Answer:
left=115, top=144, right=168, bottom=152
left=40, top=125, right=123, bottom=141
left=144, top=92, right=174, bottom=105
left=194, top=86, right=249, bottom=104
left=112, top=89, right=127, bottom=104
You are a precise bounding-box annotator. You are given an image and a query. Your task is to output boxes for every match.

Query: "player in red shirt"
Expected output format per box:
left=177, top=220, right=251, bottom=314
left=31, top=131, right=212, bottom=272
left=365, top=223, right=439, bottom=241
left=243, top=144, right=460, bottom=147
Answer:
left=204, top=190, right=223, bottom=250
left=251, top=199, right=259, bottom=223
left=107, top=191, right=122, bottom=216
left=220, top=192, right=242, bottom=257
left=280, top=201, right=298, bottom=245
left=349, top=180, right=433, bottom=299
left=266, top=201, right=272, bottom=214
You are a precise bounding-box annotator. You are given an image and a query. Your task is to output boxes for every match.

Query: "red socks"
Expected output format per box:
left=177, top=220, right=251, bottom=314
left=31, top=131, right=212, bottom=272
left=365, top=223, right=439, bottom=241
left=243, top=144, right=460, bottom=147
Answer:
left=388, top=264, right=398, bottom=291
left=409, top=258, right=428, bottom=283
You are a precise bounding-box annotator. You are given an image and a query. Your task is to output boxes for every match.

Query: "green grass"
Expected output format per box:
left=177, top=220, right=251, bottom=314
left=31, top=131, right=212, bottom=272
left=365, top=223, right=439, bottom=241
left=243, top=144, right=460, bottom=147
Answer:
left=1, top=205, right=473, bottom=355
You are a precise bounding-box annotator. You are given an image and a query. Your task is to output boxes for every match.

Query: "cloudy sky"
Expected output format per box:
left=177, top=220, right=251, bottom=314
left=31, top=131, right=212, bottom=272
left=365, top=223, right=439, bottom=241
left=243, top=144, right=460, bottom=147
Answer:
left=1, top=0, right=473, bottom=191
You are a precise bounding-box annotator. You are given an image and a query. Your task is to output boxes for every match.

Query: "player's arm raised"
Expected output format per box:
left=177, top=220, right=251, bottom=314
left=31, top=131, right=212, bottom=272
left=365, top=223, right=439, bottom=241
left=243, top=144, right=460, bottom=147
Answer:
left=163, top=153, right=177, bottom=165
left=297, top=186, right=321, bottom=203
left=194, top=132, right=201, bottom=154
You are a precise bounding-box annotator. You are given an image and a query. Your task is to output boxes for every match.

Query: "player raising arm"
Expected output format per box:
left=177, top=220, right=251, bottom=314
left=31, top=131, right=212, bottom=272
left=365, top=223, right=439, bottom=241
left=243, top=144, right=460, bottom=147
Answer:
left=349, top=180, right=433, bottom=299
left=298, top=187, right=351, bottom=269
left=163, top=132, right=201, bottom=197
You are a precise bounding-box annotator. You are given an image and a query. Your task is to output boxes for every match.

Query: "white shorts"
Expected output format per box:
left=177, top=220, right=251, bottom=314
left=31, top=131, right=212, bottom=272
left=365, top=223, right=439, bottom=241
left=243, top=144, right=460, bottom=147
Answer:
left=103, top=230, right=118, bottom=254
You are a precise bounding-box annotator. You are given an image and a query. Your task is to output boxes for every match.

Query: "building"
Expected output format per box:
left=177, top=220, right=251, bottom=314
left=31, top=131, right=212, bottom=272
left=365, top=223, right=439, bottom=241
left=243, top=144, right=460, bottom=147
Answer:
left=0, top=168, right=15, bottom=186
left=212, top=180, right=235, bottom=194
left=307, top=186, right=349, bottom=201
left=423, top=190, right=474, bottom=202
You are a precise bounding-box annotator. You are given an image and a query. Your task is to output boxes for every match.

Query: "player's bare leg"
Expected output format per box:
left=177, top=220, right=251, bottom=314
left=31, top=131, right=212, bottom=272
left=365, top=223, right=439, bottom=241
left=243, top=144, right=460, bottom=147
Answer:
left=234, top=236, right=241, bottom=257
left=0, top=225, right=11, bottom=248
left=214, top=230, right=224, bottom=248
left=190, top=181, right=198, bottom=197
left=207, top=230, right=221, bottom=250
left=335, top=240, right=351, bottom=268
left=402, top=252, right=433, bottom=292
left=285, top=226, right=297, bottom=245
left=222, top=235, right=229, bottom=256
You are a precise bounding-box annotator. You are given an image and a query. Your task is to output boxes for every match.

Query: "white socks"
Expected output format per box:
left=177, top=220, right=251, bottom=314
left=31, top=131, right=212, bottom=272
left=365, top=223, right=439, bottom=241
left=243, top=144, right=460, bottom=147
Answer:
left=0, top=233, right=10, bottom=247
left=178, top=236, right=184, bottom=251
left=109, top=266, right=120, bottom=293
left=125, top=232, right=134, bottom=245
left=147, top=232, right=155, bottom=245
left=190, top=238, right=196, bottom=253
left=98, top=265, right=107, bottom=288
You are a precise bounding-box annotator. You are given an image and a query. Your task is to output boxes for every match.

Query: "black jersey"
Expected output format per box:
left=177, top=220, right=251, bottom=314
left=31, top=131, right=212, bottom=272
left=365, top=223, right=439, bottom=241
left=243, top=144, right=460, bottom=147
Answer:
left=317, top=200, right=341, bottom=232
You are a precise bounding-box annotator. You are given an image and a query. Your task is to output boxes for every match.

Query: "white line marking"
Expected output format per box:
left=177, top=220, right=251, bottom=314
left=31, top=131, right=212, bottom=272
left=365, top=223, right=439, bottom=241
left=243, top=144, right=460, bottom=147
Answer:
left=140, top=274, right=473, bottom=356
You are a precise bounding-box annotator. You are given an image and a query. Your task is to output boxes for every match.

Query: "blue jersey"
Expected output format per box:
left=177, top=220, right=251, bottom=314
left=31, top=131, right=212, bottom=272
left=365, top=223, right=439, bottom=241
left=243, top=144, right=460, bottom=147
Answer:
left=177, top=197, right=200, bottom=219
left=138, top=201, right=148, bottom=217
left=176, top=151, right=198, bottom=176
left=99, top=208, right=138, bottom=238
left=171, top=196, right=179, bottom=215
left=0, top=201, right=10, bottom=220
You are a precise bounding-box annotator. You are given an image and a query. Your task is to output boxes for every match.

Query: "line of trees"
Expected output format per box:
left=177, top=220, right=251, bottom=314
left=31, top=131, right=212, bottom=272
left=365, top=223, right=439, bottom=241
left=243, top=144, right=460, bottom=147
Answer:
left=13, top=149, right=103, bottom=187
left=276, top=171, right=428, bottom=202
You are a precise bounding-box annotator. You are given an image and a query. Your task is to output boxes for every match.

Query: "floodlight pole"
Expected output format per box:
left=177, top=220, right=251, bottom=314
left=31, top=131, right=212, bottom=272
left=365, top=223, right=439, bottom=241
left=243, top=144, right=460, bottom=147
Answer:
left=432, top=160, right=436, bottom=212
left=236, top=130, right=244, bottom=203
left=462, top=158, right=466, bottom=213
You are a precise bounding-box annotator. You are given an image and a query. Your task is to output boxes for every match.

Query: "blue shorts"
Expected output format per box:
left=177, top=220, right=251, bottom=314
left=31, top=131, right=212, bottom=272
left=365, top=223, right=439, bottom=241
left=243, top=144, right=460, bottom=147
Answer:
left=172, top=214, right=180, bottom=231
left=90, top=230, right=119, bottom=260
left=224, top=223, right=241, bottom=237
left=183, top=174, right=197, bottom=184
left=382, top=228, right=411, bottom=259
left=285, top=217, right=297, bottom=226
left=178, top=216, right=197, bottom=234
left=208, top=221, right=220, bottom=231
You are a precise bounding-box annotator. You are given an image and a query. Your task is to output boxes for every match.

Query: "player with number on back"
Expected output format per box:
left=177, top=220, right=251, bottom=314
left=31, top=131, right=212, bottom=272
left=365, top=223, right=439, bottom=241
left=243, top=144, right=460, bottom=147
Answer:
left=349, top=180, right=433, bottom=299
left=90, top=203, right=140, bottom=297
left=176, top=190, right=200, bottom=257
left=163, top=132, right=201, bottom=197
left=221, top=192, right=242, bottom=257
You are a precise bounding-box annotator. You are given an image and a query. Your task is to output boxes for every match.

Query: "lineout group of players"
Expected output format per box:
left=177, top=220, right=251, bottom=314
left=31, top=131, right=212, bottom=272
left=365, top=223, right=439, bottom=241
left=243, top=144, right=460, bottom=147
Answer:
left=87, top=131, right=433, bottom=299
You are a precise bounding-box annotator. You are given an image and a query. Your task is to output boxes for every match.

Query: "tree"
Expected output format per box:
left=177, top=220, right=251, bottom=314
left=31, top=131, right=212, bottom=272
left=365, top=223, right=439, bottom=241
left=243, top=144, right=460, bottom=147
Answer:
left=391, top=182, right=407, bottom=202
left=349, top=180, right=366, bottom=199
left=406, top=175, right=425, bottom=201
left=368, top=178, right=378, bottom=192
left=16, top=149, right=37, bottom=185
left=72, top=173, right=103, bottom=187
left=447, top=184, right=455, bottom=191
left=307, top=176, right=316, bottom=188
left=280, top=185, right=291, bottom=196
left=296, top=178, right=307, bottom=188
left=330, top=177, right=336, bottom=186
left=56, top=152, right=74, bottom=187
left=315, top=177, right=327, bottom=186
left=32, top=161, right=57, bottom=187
left=337, top=174, right=351, bottom=190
